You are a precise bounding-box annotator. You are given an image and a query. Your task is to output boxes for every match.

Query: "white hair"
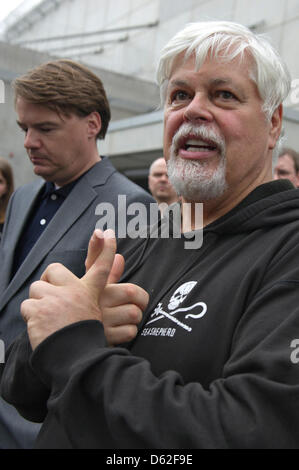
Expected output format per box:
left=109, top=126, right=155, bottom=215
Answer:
left=157, top=21, right=291, bottom=120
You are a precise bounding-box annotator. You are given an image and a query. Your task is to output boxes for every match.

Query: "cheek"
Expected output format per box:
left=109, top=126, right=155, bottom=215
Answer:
left=163, top=112, right=181, bottom=159
left=220, top=112, right=267, bottom=150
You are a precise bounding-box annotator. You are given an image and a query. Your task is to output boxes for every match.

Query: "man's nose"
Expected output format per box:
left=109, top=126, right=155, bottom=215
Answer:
left=24, top=129, right=41, bottom=149
left=183, top=93, right=213, bottom=123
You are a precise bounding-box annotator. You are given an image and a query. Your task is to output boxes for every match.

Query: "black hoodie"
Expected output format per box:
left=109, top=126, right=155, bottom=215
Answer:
left=2, top=180, right=299, bottom=449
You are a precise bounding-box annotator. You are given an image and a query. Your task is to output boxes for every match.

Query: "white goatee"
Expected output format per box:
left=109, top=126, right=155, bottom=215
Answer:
left=167, top=123, right=228, bottom=202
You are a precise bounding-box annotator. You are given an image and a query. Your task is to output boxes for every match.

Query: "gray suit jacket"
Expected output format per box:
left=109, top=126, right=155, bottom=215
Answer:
left=0, top=156, right=154, bottom=448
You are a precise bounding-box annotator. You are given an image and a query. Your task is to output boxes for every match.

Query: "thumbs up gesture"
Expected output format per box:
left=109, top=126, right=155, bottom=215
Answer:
left=21, top=230, right=115, bottom=350
left=21, top=230, right=149, bottom=351
left=85, top=230, right=149, bottom=346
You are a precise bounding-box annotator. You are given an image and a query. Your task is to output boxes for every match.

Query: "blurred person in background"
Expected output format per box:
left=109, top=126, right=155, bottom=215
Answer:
left=148, top=157, right=179, bottom=212
left=0, top=158, right=14, bottom=239
left=274, top=147, right=299, bottom=187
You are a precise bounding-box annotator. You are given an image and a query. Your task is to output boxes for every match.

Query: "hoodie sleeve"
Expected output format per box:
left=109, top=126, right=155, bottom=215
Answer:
left=0, top=330, right=49, bottom=423
left=21, top=278, right=299, bottom=449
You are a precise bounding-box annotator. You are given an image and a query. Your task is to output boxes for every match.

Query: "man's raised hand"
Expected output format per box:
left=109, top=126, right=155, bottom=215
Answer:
left=86, top=230, right=149, bottom=346
left=21, top=230, right=117, bottom=350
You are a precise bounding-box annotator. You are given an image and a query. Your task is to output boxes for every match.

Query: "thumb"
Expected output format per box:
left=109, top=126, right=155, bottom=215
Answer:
left=107, top=254, right=125, bottom=284
left=85, top=229, right=105, bottom=272
left=81, top=230, right=116, bottom=298
left=85, top=230, right=124, bottom=284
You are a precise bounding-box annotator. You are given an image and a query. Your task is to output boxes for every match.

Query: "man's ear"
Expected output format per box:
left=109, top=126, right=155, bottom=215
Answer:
left=269, top=104, right=283, bottom=150
left=86, top=111, right=102, bottom=139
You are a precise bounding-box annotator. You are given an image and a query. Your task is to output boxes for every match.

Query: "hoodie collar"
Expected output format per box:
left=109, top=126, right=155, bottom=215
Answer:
left=206, top=180, right=298, bottom=234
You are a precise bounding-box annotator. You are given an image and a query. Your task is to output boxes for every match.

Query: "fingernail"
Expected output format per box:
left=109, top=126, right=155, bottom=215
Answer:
left=94, top=229, right=104, bottom=239
left=104, top=229, right=115, bottom=239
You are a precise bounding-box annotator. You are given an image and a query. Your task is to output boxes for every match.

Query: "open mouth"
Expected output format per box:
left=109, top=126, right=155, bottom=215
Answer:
left=177, top=135, right=220, bottom=156
left=183, top=138, right=218, bottom=152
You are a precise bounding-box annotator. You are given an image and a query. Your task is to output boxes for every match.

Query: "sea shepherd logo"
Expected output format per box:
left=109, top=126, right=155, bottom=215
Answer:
left=142, top=281, right=207, bottom=337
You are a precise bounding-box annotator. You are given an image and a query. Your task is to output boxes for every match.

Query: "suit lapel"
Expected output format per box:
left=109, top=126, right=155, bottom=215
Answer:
left=0, top=176, right=97, bottom=310
left=0, top=179, right=45, bottom=295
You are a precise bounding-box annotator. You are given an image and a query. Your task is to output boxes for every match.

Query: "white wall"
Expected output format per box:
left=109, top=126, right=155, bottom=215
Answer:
left=7, top=0, right=299, bottom=92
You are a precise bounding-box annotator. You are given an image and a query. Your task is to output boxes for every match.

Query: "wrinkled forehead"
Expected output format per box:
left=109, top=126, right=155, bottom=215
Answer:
left=278, top=154, right=297, bottom=170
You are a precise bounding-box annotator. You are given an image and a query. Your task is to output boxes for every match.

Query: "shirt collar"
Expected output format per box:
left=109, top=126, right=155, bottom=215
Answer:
left=41, top=179, right=78, bottom=200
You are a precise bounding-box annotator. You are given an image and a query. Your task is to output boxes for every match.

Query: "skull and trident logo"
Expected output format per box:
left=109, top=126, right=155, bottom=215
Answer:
left=145, top=281, right=207, bottom=332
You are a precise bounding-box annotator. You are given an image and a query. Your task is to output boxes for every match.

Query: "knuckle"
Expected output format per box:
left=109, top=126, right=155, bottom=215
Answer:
left=29, top=280, right=39, bottom=292
left=20, top=299, right=28, bottom=311
left=128, top=305, right=142, bottom=324
left=101, top=266, right=111, bottom=277
left=143, top=289, right=150, bottom=304
left=125, top=284, right=137, bottom=300
left=29, top=280, right=44, bottom=294
left=141, top=291, right=150, bottom=310
left=125, top=325, right=138, bottom=342
left=42, top=262, right=64, bottom=280
left=94, top=265, right=110, bottom=280
left=20, top=299, right=33, bottom=319
left=48, top=262, right=64, bottom=272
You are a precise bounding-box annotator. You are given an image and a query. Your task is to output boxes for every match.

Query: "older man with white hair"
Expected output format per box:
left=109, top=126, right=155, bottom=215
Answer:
left=2, top=21, right=299, bottom=449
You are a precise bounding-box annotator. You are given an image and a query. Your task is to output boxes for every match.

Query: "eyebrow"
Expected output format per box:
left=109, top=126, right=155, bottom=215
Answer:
left=168, top=79, right=190, bottom=89
left=168, top=77, right=245, bottom=94
left=17, top=121, right=60, bottom=128
left=210, top=78, right=234, bottom=86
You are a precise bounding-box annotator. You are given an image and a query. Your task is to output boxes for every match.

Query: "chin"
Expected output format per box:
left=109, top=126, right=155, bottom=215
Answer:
left=168, top=158, right=228, bottom=202
left=34, top=168, right=54, bottom=180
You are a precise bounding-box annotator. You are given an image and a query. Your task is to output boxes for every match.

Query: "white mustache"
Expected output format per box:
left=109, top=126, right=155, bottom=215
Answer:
left=172, top=123, right=226, bottom=156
